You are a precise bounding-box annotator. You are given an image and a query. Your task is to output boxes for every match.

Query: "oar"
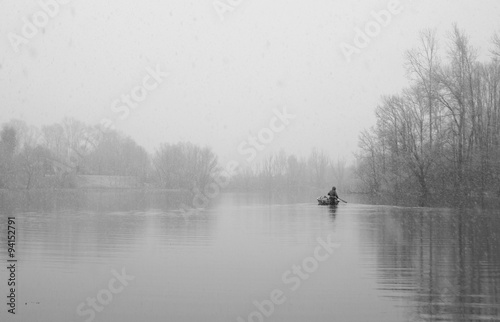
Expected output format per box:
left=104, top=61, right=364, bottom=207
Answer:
left=338, top=198, right=347, bottom=203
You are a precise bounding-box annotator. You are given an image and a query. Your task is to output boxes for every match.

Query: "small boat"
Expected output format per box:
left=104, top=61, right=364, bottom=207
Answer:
left=317, top=196, right=339, bottom=206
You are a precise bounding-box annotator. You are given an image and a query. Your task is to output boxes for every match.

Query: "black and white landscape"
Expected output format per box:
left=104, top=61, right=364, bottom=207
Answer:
left=1, top=1, right=500, bottom=321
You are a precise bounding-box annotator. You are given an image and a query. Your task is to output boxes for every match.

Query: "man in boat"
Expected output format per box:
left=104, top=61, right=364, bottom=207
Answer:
left=328, top=186, right=339, bottom=204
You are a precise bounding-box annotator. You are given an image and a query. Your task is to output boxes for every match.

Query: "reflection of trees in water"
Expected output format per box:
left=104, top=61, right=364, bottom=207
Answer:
left=0, top=190, right=218, bottom=261
left=0, top=189, right=217, bottom=213
left=361, top=208, right=500, bottom=321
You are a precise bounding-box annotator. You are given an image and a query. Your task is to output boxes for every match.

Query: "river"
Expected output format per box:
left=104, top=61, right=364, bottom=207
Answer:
left=0, top=190, right=499, bottom=321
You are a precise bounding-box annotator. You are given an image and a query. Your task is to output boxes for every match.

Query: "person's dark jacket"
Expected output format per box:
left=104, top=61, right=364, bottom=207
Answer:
left=328, top=189, right=338, bottom=199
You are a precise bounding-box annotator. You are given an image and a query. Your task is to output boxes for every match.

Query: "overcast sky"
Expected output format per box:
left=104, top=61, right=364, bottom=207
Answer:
left=1, top=0, right=499, bottom=165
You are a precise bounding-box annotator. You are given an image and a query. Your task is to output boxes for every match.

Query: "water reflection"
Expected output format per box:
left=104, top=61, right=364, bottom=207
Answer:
left=0, top=190, right=499, bottom=321
left=328, top=205, right=338, bottom=221
left=0, top=190, right=218, bottom=263
left=359, top=207, right=500, bottom=321
left=0, top=189, right=207, bottom=214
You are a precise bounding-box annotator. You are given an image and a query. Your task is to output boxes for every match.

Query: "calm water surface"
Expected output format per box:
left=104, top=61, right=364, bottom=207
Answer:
left=0, top=190, right=499, bottom=322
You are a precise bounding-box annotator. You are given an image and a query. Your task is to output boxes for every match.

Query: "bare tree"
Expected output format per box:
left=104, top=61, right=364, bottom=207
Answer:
left=308, top=148, right=330, bottom=188
left=405, top=28, right=440, bottom=149
left=491, top=31, right=500, bottom=58
left=356, top=128, right=382, bottom=194
left=0, top=126, right=17, bottom=188
left=331, top=157, right=347, bottom=191
left=435, top=24, right=478, bottom=199
left=153, top=142, right=218, bottom=190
